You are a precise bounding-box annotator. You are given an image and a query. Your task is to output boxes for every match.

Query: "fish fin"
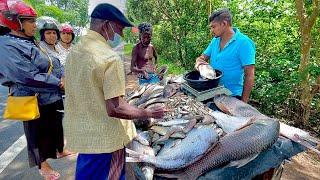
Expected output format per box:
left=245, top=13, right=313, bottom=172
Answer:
left=227, top=153, right=259, bottom=168
left=126, top=157, right=141, bottom=162
left=235, top=118, right=255, bottom=131
left=126, top=149, right=141, bottom=157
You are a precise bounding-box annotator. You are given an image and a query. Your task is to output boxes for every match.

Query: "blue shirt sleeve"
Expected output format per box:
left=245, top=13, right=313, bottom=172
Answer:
left=203, top=39, right=215, bottom=57
left=0, top=44, right=61, bottom=89
left=238, top=39, right=256, bottom=66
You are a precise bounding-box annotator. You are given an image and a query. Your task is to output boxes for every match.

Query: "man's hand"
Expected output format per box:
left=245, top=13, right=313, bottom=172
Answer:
left=146, top=105, right=165, bottom=119
left=195, top=56, right=209, bottom=71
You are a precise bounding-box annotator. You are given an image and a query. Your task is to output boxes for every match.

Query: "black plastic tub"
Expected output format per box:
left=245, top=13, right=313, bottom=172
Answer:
left=183, top=70, right=223, bottom=91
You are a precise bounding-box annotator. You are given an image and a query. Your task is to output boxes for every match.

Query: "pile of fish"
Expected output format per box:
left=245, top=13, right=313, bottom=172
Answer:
left=125, top=83, right=319, bottom=180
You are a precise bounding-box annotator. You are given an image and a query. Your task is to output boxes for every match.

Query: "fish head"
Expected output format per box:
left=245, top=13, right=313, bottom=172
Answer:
left=214, top=94, right=235, bottom=114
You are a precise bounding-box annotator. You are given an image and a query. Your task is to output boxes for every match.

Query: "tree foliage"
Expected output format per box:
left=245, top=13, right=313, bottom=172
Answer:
left=24, top=0, right=88, bottom=28
left=126, top=0, right=320, bottom=135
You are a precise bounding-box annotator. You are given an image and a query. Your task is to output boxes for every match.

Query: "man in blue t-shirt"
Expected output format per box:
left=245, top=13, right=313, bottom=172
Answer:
left=195, top=9, right=255, bottom=103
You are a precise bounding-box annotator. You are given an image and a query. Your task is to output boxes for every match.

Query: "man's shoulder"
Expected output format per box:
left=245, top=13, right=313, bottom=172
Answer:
left=236, top=30, right=254, bottom=43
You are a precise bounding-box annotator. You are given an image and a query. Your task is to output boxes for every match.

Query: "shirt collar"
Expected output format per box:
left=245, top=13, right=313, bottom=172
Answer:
left=230, top=27, right=240, bottom=42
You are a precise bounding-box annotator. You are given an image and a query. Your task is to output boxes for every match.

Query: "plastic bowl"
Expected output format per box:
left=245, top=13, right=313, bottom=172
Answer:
left=183, top=70, right=223, bottom=91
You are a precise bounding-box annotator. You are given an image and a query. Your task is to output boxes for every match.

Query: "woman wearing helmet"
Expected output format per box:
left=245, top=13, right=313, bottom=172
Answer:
left=56, top=23, right=75, bottom=66
left=39, top=20, right=61, bottom=61
left=0, top=1, right=69, bottom=179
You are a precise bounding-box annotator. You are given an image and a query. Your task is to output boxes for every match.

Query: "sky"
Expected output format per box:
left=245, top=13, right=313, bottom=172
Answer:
left=88, top=0, right=127, bottom=15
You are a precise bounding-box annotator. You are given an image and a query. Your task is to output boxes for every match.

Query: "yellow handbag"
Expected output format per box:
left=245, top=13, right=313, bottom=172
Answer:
left=2, top=47, right=53, bottom=121
left=3, top=93, right=40, bottom=121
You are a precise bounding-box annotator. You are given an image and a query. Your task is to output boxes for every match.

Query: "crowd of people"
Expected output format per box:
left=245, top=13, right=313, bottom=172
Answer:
left=0, top=0, right=255, bottom=180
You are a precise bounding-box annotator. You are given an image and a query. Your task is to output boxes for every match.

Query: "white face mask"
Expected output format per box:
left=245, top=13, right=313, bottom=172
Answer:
left=105, top=22, right=122, bottom=48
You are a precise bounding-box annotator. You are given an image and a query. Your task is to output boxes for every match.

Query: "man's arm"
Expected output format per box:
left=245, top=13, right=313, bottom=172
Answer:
left=105, top=96, right=164, bottom=120
left=153, top=46, right=158, bottom=64
left=242, top=65, right=255, bottom=103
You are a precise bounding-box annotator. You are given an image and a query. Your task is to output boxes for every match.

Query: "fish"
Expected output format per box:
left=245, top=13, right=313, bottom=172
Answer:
left=135, top=131, right=152, bottom=146
left=214, top=95, right=320, bottom=156
left=155, top=118, right=279, bottom=179
left=155, top=118, right=190, bottom=126
left=279, top=122, right=320, bottom=157
left=146, top=103, right=166, bottom=110
left=214, top=94, right=267, bottom=119
left=126, top=85, right=147, bottom=101
left=151, top=133, right=160, bottom=143
left=198, top=64, right=216, bottom=80
left=128, top=97, right=138, bottom=105
left=128, top=140, right=156, bottom=180
left=210, top=110, right=253, bottom=133
left=163, top=84, right=178, bottom=98
left=139, top=97, right=168, bottom=109
left=201, top=114, right=215, bottom=124
left=157, top=139, right=182, bottom=156
left=150, top=126, right=170, bottom=136
left=134, top=89, right=164, bottom=107
left=126, top=126, right=219, bottom=170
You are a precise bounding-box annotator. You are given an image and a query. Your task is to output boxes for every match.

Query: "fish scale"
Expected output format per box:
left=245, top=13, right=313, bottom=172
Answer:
left=127, top=126, right=219, bottom=170
left=156, top=119, right=280, bottom=179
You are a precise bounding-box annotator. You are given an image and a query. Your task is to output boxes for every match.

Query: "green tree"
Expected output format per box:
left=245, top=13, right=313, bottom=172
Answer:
left=126, top=0, right=320, bottom=135
left=294, top=0, right=320, bottom=125
left=24, top=0, right=89, bottom=29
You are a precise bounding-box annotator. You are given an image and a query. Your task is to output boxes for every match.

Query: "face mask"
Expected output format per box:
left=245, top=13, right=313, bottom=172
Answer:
left=105, top=22, right=122, bottom=48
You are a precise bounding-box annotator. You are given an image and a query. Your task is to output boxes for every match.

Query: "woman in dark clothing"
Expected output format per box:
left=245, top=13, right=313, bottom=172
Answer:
left=0, top=25, right=10, bottom=35
left=0, top=1, right=68, bottom=179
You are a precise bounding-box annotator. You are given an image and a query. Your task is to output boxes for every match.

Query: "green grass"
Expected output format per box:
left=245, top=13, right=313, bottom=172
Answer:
left=124, top=43, right=185, bottom=75
left=124, top=43, right=134, bottom=56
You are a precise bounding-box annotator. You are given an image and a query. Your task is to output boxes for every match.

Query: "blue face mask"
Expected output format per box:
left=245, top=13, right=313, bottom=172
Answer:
left=105, top=22, right=122, bottom=48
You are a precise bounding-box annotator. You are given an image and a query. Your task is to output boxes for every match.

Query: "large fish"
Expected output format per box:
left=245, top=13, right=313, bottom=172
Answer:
left=210, top=110, right=252, bottom=133
left=156, top=119, right=280, bottom=179
left=214, top=94, right=267, bottom=119
left=214, top=94, right=320, bottom=156
left=126, top=126, right=219, bottom=170
left=128, top=140, right=156, bottom=180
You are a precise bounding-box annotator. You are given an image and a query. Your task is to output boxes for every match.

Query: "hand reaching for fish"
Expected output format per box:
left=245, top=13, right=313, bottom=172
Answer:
left=146, top=105, right=165, bottom=119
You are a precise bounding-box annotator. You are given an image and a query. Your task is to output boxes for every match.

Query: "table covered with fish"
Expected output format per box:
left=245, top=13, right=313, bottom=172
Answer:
left=125, top=81, right=319, bottom=180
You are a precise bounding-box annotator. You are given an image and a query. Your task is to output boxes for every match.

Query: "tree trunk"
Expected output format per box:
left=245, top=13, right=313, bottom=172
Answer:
left=294, top=0, right=320, bottom=125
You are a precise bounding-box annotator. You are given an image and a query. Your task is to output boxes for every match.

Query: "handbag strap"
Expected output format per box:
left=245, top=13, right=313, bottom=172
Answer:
left=39, top=47, right=53, bottom=75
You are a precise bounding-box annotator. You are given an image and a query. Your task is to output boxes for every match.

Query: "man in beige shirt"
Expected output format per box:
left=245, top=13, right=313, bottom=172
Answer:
left=64, top=3, right=164, bottom=180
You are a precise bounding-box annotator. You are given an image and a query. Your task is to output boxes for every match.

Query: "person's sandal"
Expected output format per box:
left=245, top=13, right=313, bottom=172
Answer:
left=57, top=150, right=75, bottom=159
left=39, top=169, right=60, bottom=180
